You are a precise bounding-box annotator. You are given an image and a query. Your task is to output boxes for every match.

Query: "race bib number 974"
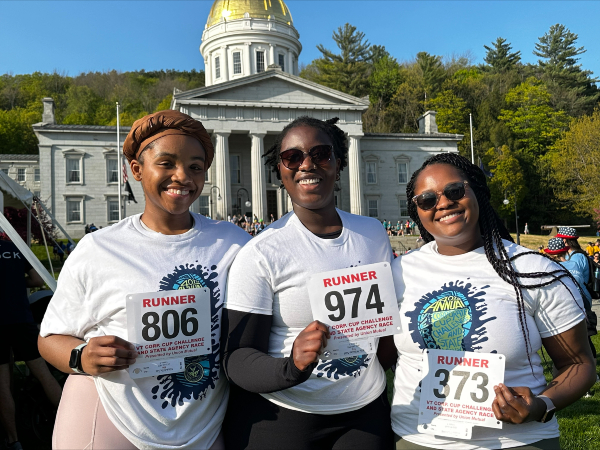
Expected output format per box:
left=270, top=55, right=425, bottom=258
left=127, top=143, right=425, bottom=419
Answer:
left=126, top=288, right=212, bottom=378
left=308, top=262, right=400, bottom=360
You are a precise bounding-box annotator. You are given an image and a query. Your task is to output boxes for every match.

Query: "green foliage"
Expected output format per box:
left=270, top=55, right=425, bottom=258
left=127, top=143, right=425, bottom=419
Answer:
left=485, top=145, right=527, bottom=219
left=0, top=108, right=40, bottom=154
left=416, top=52, right=446, bottom=100
left=429, top=90, right=468, bottom=134
left=483, top=37, right=521, bottom=73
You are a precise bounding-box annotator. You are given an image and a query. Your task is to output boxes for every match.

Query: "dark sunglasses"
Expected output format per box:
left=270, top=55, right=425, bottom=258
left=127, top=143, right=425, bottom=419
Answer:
left=412, top=181, right=469, bottom=211
left=279, top=145, right=333, bottom=170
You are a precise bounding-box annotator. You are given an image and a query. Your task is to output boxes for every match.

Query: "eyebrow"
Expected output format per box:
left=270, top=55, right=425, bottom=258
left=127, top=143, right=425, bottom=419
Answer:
left=155, top=151, right=205, bottom=162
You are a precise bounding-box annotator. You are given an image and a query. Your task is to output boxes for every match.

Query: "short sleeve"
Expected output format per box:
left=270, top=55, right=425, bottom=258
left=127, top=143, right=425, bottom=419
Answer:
left=225, top=245, right=274, bottom=315
left=39, top=242, right=97, bottom=339
left=532, top=260, right=586, bottom=338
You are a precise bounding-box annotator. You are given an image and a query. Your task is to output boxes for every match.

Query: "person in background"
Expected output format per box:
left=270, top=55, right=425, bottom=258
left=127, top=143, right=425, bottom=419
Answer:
left=0, top=239, right=62, bottom=450
left=594, top=240, right=600, bottom=254
left=524, top=222, right=529, bottom=234
left=586, top=242, right=595, bottom=256
left=538, top=245, right=545, bottom=254
left=592, top=253, right=600, bottom=298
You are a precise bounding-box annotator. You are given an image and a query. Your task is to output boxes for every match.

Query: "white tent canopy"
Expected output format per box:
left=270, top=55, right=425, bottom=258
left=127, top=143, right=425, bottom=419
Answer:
left=0, top=169, right=33, bottom=207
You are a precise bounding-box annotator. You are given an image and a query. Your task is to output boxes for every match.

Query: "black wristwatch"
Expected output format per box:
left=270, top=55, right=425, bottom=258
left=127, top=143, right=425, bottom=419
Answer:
left=536, top=395, right=556, bottom=423
left=69, top=343, right=87, bottom=374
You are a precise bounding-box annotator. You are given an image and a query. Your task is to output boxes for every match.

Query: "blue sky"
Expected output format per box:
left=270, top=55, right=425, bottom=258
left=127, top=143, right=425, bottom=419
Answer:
left=1, top=1, right=599, bottom=77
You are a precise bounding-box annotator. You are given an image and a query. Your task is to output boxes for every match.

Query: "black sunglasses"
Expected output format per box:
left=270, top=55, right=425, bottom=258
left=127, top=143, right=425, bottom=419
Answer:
left=412, top=181, right=469, bottom=211
left=279, top=145, right=333, bottom=170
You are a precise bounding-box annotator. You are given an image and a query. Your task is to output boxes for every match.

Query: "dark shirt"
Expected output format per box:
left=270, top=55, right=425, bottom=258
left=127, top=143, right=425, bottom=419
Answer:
left=0, top=240, right=34, bottom=324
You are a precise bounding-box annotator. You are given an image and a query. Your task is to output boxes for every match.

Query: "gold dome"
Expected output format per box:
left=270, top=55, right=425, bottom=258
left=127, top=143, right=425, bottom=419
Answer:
left=206, top=0, right=293, bottom=28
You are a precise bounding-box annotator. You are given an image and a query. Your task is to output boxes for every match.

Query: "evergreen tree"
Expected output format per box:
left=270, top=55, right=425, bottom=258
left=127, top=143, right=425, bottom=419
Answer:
left=483, top=37, right=521, bottom=73
left=415, top=52, right=445, bottom=100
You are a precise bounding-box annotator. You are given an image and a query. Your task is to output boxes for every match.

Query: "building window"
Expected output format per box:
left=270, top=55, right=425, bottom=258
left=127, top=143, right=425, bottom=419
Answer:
left=107, top=158, right=118, bottom=183
left=215, top=56, right=221, bottom=79
left=366, top=161, right=377, bottom=184
left=198, top=196, right=210, bottom=216
left=278, top=54, right=285, bottom=71
left=397, top=161, right=408, bottom=184
left=368, top=199, right=379, bottom=218
left=205, top=169, right=209, bottom=182
left=399, top=198, right=409, bottom=217
left=233, top=52, right=242, bottom=74
left=265, top=165, right=272, bottom=184
left=17, top=168, right=25, bottom=182
left=107, top=198, right=119, bottom=222
left=66, top=158, right=81, bottom=183
left=256, top=51, right=265, bottom=73
left=34, top=168, right=40, bottom=182
left=230, top=155, right=241, bottom=184
left=66, top=199, right=82, bottom=223
left=33, top=191, right=40, bottom=198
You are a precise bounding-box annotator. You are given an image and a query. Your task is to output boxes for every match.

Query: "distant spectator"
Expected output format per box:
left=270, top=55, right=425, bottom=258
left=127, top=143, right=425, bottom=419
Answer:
left=586, top=242, right=595, bottom=256
left=524, top=222, right=529, bottom=235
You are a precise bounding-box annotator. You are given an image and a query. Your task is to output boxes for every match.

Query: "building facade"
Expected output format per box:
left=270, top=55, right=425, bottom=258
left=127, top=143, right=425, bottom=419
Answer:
left=32, top=0, right=462, bottom=238
left=0, top=154, right=41, bottom=198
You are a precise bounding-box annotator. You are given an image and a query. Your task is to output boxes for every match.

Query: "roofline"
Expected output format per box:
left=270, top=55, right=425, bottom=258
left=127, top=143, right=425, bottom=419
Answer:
left=32, top=123, right=131, bottom=134
left=176, top=99, right=367, bottom=111
left=173, top=69, right=370, bottom=106
left=363, top=132, right=464, bottom=141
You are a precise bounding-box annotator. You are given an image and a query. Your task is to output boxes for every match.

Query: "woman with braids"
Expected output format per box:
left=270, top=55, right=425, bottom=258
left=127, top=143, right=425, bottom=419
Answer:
left=221, top=116, right=394, bottom=449
left=389, top=153, right=596, bottom=450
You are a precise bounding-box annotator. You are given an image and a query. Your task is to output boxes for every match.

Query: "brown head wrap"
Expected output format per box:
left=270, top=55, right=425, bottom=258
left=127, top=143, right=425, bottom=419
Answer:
left=123, top=110, right=214, bottom=169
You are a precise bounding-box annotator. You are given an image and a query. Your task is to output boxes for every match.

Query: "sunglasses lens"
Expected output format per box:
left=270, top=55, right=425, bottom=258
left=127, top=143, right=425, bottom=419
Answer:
left=444, top=182, right=466, bottom=201
left=309, top=145, right=332, bottom=164
left=416, top=193, right=438, bottom=210
left=280, top=149, right=304, bottom=169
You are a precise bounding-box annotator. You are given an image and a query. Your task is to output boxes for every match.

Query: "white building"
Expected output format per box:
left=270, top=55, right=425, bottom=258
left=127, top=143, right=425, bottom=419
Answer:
left=0, top=154, right=41, bottom=198
left=33, top=0, right=462, bottom=238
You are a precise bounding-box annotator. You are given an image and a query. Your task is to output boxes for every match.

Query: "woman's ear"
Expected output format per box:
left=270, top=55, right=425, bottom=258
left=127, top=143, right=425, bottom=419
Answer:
left=130, top=159, right=142, bottom=181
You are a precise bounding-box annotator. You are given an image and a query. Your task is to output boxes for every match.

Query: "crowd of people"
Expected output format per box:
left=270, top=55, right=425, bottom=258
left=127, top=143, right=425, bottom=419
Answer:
left=381, top=219, right=416, bottom=236
left=2, top=110, right=598, bottom=450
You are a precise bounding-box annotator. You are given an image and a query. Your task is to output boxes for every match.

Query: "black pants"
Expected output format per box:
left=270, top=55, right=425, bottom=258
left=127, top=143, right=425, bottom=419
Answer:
left=223, top=384, right=394, bottom=450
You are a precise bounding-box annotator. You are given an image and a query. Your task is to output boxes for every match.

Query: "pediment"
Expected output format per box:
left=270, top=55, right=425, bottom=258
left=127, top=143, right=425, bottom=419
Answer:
left=174, top=70, right=369, bottom=108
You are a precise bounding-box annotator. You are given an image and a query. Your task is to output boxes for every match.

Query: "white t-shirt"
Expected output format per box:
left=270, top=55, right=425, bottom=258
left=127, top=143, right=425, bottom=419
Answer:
left=390, top=240, right=585, bottom=449
left=225, top=209, right=393, bottom=414
left=40, top=213, right=250, bottom=450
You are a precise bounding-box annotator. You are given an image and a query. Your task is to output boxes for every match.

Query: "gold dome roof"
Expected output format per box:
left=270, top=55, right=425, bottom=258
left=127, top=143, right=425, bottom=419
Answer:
left=206, top=0, right=293, bottom=28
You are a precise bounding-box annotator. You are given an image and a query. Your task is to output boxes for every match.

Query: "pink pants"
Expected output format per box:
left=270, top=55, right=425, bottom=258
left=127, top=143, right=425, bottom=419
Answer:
left=53, top=374, right=224, bottom=450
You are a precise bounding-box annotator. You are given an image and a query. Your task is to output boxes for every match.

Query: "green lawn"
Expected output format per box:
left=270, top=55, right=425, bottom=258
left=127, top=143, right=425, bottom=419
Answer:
left=30, top=239, right=77, bottom=281
left=386, top=333, right=600, bottom=449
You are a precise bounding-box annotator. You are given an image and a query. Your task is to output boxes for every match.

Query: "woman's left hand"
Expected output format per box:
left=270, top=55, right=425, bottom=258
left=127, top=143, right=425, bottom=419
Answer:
left=491, top=384, right=545, bottom=424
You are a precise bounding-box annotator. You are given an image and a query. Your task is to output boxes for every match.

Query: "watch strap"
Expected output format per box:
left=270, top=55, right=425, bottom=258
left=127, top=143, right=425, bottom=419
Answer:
left=71, top=343, right=87, bottom=374
left=536, top=395, right=556, bottom=423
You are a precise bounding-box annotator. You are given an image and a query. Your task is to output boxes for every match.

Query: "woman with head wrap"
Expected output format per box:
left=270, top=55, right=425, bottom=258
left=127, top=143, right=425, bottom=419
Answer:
left=38, top=111, right=250, bottom=449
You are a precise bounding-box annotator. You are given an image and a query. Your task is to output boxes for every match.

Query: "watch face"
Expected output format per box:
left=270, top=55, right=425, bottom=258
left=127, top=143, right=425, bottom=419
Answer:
left=69, top=348, right=79, bottom=369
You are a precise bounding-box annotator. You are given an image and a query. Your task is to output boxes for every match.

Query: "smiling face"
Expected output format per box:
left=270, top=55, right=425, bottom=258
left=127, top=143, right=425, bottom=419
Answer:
left=131, top=134, right=206, bottom=219
left=278, top=125, right=340, bottom=211
left=413, top=163, right=482, bottom=253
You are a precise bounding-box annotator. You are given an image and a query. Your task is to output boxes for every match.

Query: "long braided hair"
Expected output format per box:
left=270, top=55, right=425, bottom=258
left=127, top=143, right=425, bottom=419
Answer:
left=407, top=153, right=585, bottom=371
left=263, top=116, right=348, bottom=183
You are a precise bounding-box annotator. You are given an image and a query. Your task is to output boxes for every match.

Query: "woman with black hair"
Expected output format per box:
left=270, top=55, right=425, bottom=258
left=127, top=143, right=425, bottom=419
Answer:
left=389, top=153, right=596, bottom=450
left=222, top=116, right=394, bottom=449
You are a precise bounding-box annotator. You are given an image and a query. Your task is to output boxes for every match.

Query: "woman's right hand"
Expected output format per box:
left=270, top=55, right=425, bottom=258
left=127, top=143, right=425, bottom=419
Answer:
left=81, top=336, right=138, bottom=375
left=292, top=321, right=330, bottom=372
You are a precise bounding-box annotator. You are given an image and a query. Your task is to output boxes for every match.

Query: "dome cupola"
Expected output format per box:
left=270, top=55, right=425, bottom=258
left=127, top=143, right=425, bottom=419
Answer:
left=201, top=0, right=301, bottom=86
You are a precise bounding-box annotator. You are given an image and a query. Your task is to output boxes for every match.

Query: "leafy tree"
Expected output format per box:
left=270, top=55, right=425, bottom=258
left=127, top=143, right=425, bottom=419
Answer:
left=549, top=109, right=600, bottom=217
left=534, top=24, right=599, bottom=115
left=0, top=108, right=40, bottom=154
left=483, top=37, right=521, bottom=73
left=485, top=145, right=527, bottom=223
left=369, top=55, right=402, bottom=106
left=302, top=23, right=372, bottom=97
left=429, top=90, right=468, bottom=135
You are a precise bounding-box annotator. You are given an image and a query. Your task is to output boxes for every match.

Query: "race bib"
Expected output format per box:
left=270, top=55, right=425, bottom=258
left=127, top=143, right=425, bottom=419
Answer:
left=308, top=262, right=400, bottom=360
left=126, top=288, right=212, bottom=378
left=418, top=349, right=505, bottom=438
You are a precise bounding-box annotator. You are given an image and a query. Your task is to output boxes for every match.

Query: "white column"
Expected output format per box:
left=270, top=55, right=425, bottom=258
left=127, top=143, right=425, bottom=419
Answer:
left=250, top=133, right=267, bottom=221
left=348, top=135, right=364, bottom=216
left=269, top=44, right=276, bottom=66
left=222, top=46, right=229, bottom=82
left=287, top=50, right=293, bottom=75
left=287, top=191, right=293, bottom=211
left=277, top=188, right=285, bottom=218
left=205, top=55, right=212, bottom=87
left=244, top=42, right=251, bottom=75
left=214, top=131, right=231, bottom=220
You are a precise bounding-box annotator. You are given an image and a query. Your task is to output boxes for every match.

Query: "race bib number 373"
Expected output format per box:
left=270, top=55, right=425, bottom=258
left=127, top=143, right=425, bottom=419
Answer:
left=126, top=288, right=212, bottom=378
left=308, top=262, right=400, bottom=360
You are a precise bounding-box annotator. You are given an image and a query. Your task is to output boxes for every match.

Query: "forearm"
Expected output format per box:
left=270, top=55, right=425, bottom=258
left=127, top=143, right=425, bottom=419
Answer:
left=38, top=334, right=84, bottom=373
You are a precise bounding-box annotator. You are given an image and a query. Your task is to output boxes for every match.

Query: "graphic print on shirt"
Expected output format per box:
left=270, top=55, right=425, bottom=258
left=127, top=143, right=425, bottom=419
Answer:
left=315, top=261, right=372, bottom=379
left=150, top=263, right=221, bottom=409
left=406, top=280, right=496, bottom=351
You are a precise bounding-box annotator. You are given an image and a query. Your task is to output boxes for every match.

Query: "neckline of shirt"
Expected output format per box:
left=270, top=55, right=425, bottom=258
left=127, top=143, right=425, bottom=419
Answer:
left=132, top=213, right=202, bottom=241
left=290, top=209, right=349, bottom=247
left=427, top=240, right=487, bottom=261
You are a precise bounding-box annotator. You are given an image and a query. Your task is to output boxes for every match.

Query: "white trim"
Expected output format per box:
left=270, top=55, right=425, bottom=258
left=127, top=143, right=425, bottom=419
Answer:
left=64, top=196, right=84, bottom=224
left=63, top=151, right=84, bottom=185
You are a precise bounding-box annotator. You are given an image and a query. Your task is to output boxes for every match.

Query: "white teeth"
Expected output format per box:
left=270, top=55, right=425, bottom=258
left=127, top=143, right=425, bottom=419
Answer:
left=439, top=212, right=460, bottom=222
left=299, top=179, right=320, bottom=185
left=168, top=189, right=189, bottom=196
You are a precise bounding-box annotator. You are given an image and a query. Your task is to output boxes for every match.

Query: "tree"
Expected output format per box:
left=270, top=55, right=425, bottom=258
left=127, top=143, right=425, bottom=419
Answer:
left=0, top=108, right=40, bottom=154
left=549, top=109, right=600, bottom=218
left=429, top=90, right=468, bottom=135
left=303, top=23, right=372, bottom=97
left=534, top=24, right=599, bottom=115
left=416, top=52, right=446, bottom=100
left=498, top=77, right=569, bottom=156
left=483, top=37, right=521, bottom=73
left=485, top=145, right=527, bottom=222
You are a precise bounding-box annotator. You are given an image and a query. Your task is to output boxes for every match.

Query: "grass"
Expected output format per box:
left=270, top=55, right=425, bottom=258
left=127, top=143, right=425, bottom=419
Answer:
left=386, top=333, right=600, bottom=449
left=510, top=233, right=599, bottom=252
left=29, top=239, right=77, bottom=281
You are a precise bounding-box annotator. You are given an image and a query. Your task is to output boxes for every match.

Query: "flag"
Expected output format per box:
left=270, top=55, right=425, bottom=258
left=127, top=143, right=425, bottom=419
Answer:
left=478, top=158, right=493, bottom=178
left=122, top=160, right=137, bottom=203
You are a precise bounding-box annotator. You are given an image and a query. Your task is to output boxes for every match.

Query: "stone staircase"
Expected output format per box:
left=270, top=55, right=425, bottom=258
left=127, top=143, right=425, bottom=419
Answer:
left=389, top=235, right=422, bottom=253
